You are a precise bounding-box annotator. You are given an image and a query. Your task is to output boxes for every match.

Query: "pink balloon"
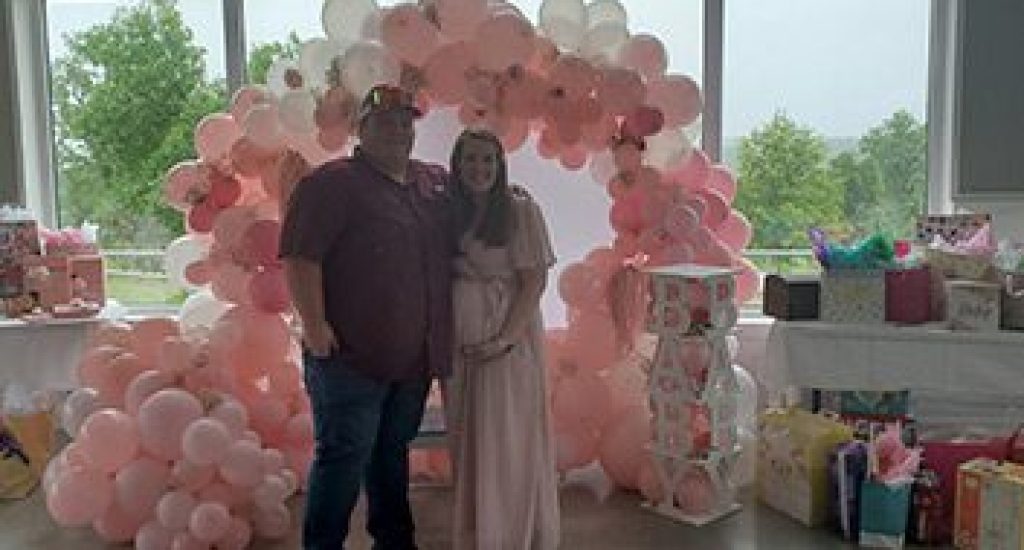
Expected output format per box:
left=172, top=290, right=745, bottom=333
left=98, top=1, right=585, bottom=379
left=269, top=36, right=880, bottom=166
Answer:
left=157, top=490, right=198, bottom=532
left=243, top=103, right=285, bottom=153
left=187, top=201, right=219, bottom=234
left=157, top=338, right=196, bottom=376
left=93, top=502, right=144, bottom=543
left=611, top=139, right=643, bottom=175
left=135, top=520, right=175, bottom=550
left=189, top=501, right=231, bottom=543
left=78, top=408, right=139, bottom=473
left=697, top=188, right=730, bottom=230
left=734, top=260, right=761, bottom=305
left=547, top=55, right=598, bottom=102
left=705, top=164, right=738, bottom=203
left=380, top=4, right=441, bottom=67
left=716, top=210, right=754, bottom=251
left=195, top=113, right=242, bottom=163
left=557, top=262, right=605, bottom=306
left=114, top=456, right=171, bottom=519
left=229, top=86, right=270, bottom=124
left=165, top=161, right=204, bottom=212
left=284, top=412, right=314, bottom=447
left=61, top=386, right=100, bottom=438
left=554, top=424, right=599, bottom=473
left=131, top=318, right=181, bottom=365
left=598, top=407, right=652, bottom=489
left=89, top=322, right=135, bottom=349
left=433, top=0, right=489, bottom=40
left=609, top=192, right=644, bottom=236
left=47, top=467, right=114, bottom=527
left=252, top=502, right=291, bottom=539
left=617, top=34, right=668, bottom=79
left=219, top=440, right=264, bottom=488
left=171, top=532, right=211, bottom=550
left=241, top=219, right=281, bottom=267
left=552, top=371, right=612, bottom=431
left=622, top=106, right=665, bottom=138
left=246, top=393, right=289, bottom=443
left=77, top=345, right=125, bottom=389
left=210, top=264, right=253, bottom=307
left=565, top=309, right=620, bottom=373
left=596, top=67, right=645, bottom=116
left=675, top=467, right=717, bottom=516
left=171, top=459, right=217, bottom=493
left=138, top=389, right=204, bottom=460
left=182, top=418, right=233, bottom=466
left=664, top=149, right=711, bottom=191
left=268, top=361, right=303, bottom=398
left=423, top=41, right=478, bottom=105
left=207, top=172, right=242, bottom=209
left=216, top=516, right=253, bottom=550
left=197, top=481, right=244, bottom=511
left=559, top=144, right=589, bottom=171
left=638, top=456, right=666, bottom=504
left=209, top=400, right=249, bottom=438
left=94, top=352, right=147, bottom=408
left=249, top=267, right=290, bottom=314
left=646, top=75, right=703, bottom=128
left=474, top=12, right=536, bottom=72
left=252, top=475, right=290, bottom=509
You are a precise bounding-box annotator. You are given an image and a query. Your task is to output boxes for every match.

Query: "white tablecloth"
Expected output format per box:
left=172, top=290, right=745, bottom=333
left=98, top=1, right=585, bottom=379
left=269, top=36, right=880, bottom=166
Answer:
left=0, top=317, right=101, bottom=394
left=765, top=321, right=1024, bottom=398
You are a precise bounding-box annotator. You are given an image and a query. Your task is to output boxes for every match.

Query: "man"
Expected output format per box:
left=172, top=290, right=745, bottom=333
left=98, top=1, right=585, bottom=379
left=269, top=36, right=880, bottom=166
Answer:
left=280, top=84, right=453, bottom=550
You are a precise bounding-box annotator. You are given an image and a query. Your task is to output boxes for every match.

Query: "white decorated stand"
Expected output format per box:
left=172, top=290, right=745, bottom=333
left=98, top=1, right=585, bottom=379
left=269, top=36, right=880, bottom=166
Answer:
left=642, top=264, right=741, bottom=526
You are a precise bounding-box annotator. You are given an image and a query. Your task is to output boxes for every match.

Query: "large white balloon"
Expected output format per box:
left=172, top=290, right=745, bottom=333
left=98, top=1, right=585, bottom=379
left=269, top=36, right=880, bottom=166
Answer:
left=322, top=0, right=379, bottom=43
left=178, top=289, right=231, bottom=334
left=340, top=40, right=401, bottom=100
left=278, top=90, right=318, bottom=134
left=539, top=0, right=587, bottom=51
left=299, top=38, right=350, bottom=91
left=733, top=364, right=758, bottom=430
left=586, top=0, right=627, bottom=30
left=163, top=234, right=211, bottom=291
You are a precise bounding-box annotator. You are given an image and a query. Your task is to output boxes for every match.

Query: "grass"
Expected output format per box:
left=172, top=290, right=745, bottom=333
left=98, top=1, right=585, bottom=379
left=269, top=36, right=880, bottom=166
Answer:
left=106, top=274, right=187, bottom=306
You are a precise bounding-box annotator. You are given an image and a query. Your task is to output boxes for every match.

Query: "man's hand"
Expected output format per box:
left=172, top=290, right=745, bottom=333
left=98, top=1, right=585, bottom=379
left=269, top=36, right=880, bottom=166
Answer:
left=462, top=336, right=514, bottom=365
left=303, top=320, right=338, bottom=358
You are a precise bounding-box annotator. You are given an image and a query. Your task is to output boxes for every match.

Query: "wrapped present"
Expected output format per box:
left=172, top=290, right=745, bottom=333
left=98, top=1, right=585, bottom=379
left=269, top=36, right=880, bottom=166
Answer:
left=908, top=469, right=945, bottom=546
left=946, top=280, right=1001, bottom=331
left=817, top=390, right=911, bottom=421
left=915, top=213, right=991, bottom=246
left=21, top=255, right=71, bottom=311
left=763, top=273, right=820, bottom=320
left=954, top=459, right=1024, bottom=550
left=1002, top=272, right=1024, bottom=331
left=885, top=266, right=931, bottom=324
left=827, top=440, right=870, bottom=541
left=859, top=480, right=913, bottom=548
left=820, top=269, right=886, bottom=324
left=69, top=254, right=105, bottom=306
left=758, top=408, right=853, bottom=526
left=0, top=219, right=41, bottom=298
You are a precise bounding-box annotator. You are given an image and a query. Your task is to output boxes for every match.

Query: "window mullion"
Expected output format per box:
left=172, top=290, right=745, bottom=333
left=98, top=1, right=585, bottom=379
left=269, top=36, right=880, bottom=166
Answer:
left=224, top=0, right=247, bottom=96
left=702, top=0, right=724, bottom=164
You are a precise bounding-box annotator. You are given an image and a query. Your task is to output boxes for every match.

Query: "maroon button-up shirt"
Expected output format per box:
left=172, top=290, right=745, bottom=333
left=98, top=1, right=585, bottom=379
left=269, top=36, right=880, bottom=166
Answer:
left=280, top=149, right=454, bottom=381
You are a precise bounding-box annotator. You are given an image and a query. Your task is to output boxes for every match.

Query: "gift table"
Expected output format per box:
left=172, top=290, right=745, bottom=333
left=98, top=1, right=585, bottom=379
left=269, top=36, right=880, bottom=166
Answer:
left=0, top=317, right=102, bottom=394
left=764, top=321, right=1024, bottom=426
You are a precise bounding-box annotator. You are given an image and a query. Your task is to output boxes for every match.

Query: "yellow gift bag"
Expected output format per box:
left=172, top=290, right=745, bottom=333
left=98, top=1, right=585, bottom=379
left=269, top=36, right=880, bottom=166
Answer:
left=757, top=408, right=853, bottom=526
left=1, top=388, right=57, bottom=499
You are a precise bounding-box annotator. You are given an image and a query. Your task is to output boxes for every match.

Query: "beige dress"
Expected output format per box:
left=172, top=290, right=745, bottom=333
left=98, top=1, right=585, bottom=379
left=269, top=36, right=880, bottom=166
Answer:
left=447, top=191, right=561, bottom=550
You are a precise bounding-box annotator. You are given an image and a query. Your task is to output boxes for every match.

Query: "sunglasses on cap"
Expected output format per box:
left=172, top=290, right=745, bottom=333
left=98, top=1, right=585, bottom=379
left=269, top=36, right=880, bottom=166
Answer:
left=358, top=84, right=423, bottom=120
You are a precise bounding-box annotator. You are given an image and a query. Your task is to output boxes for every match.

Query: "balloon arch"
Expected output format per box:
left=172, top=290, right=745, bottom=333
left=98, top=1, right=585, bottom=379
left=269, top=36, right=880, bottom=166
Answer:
left=48, top=0, right=760, bottom=546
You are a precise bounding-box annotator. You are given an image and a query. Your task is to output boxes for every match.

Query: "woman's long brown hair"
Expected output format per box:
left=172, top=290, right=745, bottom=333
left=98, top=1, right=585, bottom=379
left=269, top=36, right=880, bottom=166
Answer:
left=450, top=128, right=513, bottom=247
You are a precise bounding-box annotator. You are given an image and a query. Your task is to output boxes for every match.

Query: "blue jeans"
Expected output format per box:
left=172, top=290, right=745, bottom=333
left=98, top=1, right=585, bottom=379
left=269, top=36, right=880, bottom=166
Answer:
left=302, top=350, right=430, bottom=550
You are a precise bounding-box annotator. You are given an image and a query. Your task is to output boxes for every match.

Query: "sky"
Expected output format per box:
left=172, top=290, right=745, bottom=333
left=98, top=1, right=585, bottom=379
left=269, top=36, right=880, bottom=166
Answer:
left=45, top=0, right=931, bottom=324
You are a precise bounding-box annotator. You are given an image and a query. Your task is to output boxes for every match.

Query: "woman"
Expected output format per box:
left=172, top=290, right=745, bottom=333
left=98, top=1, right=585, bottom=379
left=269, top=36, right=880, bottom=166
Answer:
left=446, top=128, right=561, bottom=550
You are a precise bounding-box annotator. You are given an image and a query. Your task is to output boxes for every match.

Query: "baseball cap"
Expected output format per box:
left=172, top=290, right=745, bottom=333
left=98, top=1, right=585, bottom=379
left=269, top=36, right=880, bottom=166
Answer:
left=356, top=84, right=423, bottom=121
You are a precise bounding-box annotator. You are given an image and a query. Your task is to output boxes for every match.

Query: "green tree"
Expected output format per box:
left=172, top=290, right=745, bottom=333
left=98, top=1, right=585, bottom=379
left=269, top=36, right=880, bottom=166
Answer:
left=247, top=32, right=302, bottom=85
left=52, top=0, right=225, bottom=247
left=733, top=112, right=846, bottom=249
left=827, top=110, right=927, bottom=238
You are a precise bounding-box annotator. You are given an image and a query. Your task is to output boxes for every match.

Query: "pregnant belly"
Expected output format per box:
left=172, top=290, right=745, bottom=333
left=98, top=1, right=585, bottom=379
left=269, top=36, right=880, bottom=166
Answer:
left=453, top=278, right=510, bottom=347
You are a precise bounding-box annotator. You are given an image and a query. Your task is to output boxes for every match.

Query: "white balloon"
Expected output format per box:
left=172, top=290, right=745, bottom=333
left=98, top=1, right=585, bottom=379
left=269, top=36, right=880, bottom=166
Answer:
left=322, top=0, right=379, bottom=43
left=178, top=289, right=231, bottom=334
left=163, top=234, right=211, bottom=291
left=61, top=387, right=100, bottom=437
left=586, top=0, right=628, bottom=30
left=579, top=22, right=629, bottom=63
left=539, top=0, right=587, bottom=51
left=265, top=57, right=304, bottom=98
left=278, top=90, right=318, bottom=134
left=733, top=364, right=758, bottom=429
left=644, top=127, right=692, bottom=171
left=729, top=427, right=757, bottom=488
left=298, top=38, right=351, bottom=90
left=340, top=40, right=401, bottom=100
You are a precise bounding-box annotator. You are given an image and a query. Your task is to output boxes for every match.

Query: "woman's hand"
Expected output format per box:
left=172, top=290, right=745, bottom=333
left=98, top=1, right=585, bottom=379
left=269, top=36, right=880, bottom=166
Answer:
left=462, top=335, right=514, bottom=364
left=303, top=320, right=339, bottom=358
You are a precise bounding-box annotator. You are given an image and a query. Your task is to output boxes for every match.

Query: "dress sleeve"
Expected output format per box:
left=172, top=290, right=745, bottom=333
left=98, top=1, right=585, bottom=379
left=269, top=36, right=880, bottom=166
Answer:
left=509, top=189, right=556, bottom=270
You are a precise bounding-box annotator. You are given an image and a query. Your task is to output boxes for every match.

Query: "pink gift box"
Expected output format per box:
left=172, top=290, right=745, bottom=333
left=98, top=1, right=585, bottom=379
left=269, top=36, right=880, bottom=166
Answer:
left=69, top=255, right=105, bottom=306
left=885, top=266, right=932, bottom=324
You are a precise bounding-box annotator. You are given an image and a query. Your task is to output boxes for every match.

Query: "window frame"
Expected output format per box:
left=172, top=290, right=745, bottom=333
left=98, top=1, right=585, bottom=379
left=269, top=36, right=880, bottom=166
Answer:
left=9, top=0, right=953, bottom=245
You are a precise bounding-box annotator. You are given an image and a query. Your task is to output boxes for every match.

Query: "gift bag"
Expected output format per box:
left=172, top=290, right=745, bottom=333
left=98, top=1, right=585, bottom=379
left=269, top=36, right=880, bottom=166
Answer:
left=907, top=469, right=945, bottom=546
left=0, top=387, right=57, bottom=499
left=954, top=459, right=1024, bottom=550
left=827, top=440, right=870, bottom=541
left=859, top=480, right=913, bottom=548
left=758, top=408, right=854, bottom=526
left=885, top=266, right=931, bottom=324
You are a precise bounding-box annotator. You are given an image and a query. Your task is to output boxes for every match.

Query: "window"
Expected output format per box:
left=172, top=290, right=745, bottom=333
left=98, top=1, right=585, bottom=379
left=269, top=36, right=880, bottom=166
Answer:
left=46, top=0, right=227, bottom=305
left=723, top=0, right=931, bottom=273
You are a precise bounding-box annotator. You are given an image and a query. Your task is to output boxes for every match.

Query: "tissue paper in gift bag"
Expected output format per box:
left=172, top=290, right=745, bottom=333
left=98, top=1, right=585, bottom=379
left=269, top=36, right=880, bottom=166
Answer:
left=859, top=480, right=913, bottom=548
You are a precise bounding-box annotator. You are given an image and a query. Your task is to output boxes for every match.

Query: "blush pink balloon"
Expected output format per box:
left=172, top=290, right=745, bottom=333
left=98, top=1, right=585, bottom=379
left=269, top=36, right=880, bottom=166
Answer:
left=596, top=66, right=645, bottom=116
left=135, top=520, right=175, bottom=550
left=78, top=408, right=139, bottom=473
left=716, top=210, right=754, bottom=251
left=646, top=74, right=703, bottom=128
left=617, top=34, right=668, bottom=79
left=565, top=310, right=620, bottom=373
left=554, top=424, right=599, bottom=473
left=638, top=456, right=666, bottom=504
left=94, top=352, right=147, bottom=408
left=209, top=400, right=249, bottom=438
left=252, top=475, right=290, bottom=509
left=189, top=501, right=231, bottom=543
left=93, top=502, right=144, bottom=543
left=697, top=188, right=730, bottom=230
left=216, top=516, right=253, bottom=550
left=229, top=85, right=270, bottom=124
left=157, top=490, right=198, bottom=532
left=195, top=114, right=242, bottom=163
left=114, top=456, right=171, bottom=519
left=77, top=345, right=125, bottom=389
left=165, top=161, right=204, bottom=212
left=240, top=219, right=281, bottom=267
left=131, top=318, right=181, bottom=364
left=433, top=0, right=489, bottom=40
left=219, top=440, right=264, bottom=488
left=249, top=268, right=291, bottom=314
left=182, top=418, right=233, bottom=466
left=675, top=467, right=717, bottom=516
left=622, top=106, right=665, bottom=138
left=608, top=193, right=644, bottom=236
left=171, top=532, right=210, bottom=550
left=207, top=172, right=242, bottom=209
left=734, top=259, right=761, bottom=305
left=138, top=389, right=204, bottom=460
left=598, top=407, right=652, bottom=489
left=47, top=468, right=114, bottom=527
left=380, top=4, right=441, bottom=67
left=474, top=11, right=536, bottom=72
left=284, top=412, right=314, bottom=447
left=423, top=41, right=478, bottom=105
left=187, top=201, right=219, bottom=234
left=705, top=164, right=738, bottom=203
left=252, top=502, right=291, bottom=539
left=89, top=322, right=135, bottom=349
left=171, top=459, right=217, bottom=493
left=551, top=371, right=612, bottom=431
left=559, top=144, right=589, bottom=171
left=665, top=149, right=711, bottom=191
